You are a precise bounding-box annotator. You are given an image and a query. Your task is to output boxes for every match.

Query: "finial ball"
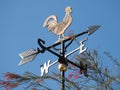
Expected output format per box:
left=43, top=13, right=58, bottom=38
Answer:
left=58, top=63, right=67, bottom=72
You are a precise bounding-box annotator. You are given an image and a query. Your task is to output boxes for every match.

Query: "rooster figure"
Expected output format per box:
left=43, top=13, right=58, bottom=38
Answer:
left=43, top=6, right=72, bottom=40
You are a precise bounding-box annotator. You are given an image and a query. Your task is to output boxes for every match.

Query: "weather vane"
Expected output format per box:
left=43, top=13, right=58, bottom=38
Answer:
left=18, top=6, right=101, bottom=90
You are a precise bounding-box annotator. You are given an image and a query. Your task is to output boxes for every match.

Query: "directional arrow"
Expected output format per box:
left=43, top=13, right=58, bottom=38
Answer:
left=18, top=25, right=100, bottom=66
left=18, top=49, right=39, bottom=66
left=87, top=25, right=101, bottom=35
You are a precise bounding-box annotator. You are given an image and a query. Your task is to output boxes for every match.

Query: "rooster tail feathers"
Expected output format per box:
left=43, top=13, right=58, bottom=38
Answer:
left=43, top=15, right=58, bottom=27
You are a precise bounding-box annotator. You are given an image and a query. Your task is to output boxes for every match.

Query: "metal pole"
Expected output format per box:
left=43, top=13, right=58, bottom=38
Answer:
left=61, top=40, right=65, bottom=90
left=61, top=71, right=65, bottom=90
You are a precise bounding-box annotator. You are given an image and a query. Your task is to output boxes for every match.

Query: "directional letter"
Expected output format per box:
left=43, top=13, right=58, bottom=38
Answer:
left=79, top=38, right=88, bottom=54
left=40, top=60, right=51, bottom=76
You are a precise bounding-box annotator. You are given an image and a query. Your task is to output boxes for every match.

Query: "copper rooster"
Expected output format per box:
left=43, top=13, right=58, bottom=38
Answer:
left=43, top=6, right=72, bottom=39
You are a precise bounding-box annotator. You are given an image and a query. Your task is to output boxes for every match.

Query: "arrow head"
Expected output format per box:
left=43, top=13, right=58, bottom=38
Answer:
left=18, top=49, right=38, bottom=66
left=87, top=25, right=101, bottom=35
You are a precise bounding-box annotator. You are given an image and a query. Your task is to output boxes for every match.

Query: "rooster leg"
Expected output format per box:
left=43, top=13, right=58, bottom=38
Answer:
left=62, top=34, right=65, bottom=38
left=58, top=35, right=61, bottom=40
left=58, top=35, right=63, bottom=40
left=58, top=34, right=66, bottom=41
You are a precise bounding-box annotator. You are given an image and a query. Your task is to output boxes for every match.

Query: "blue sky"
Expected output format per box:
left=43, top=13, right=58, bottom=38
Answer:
left=0, top=0, right=120, bottom=89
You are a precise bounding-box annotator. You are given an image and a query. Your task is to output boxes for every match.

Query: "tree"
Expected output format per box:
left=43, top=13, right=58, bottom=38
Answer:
left=0, top=50, right=120, bottom=90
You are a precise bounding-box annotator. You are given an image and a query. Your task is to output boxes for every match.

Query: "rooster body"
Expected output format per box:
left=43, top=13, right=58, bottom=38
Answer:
left=43, top=6, right=72, bottom=39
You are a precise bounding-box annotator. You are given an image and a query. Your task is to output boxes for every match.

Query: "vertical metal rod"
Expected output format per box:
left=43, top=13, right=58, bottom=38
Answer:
left=61, top=71, right=65, bottom=90
left=61, top=40, right=65, bottom=90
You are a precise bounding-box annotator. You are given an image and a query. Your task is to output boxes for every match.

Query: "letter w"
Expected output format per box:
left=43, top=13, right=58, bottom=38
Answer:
left=40, top=60, right=51, bottom=76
